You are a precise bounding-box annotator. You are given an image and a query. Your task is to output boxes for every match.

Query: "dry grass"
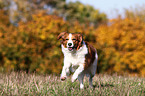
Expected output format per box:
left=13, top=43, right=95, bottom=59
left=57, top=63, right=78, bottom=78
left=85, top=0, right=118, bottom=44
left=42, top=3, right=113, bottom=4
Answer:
left=0, top=72, right=144, bottom=96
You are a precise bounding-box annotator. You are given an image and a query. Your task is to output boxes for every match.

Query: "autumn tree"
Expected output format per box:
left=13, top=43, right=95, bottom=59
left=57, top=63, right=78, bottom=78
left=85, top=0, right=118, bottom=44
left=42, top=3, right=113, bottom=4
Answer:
left=59, top=1, right=107, bottom=26
left=0, top=0, right=107, bottom=26
left=124, top=5, right=145, bottom=22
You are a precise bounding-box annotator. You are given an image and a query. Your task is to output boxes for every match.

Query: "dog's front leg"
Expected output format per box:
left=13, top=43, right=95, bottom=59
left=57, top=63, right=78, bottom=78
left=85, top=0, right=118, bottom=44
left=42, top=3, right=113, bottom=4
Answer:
left=72, top=64, right=84, bottom=82
left=60, top=60, right=71, bottom=81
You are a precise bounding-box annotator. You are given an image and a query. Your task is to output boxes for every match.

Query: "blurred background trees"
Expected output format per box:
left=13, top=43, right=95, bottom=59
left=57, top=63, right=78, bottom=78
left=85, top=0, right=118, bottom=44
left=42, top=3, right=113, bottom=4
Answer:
left=0, top=0, right=107, bottom=26
left=124, top=5, right=145, bottom=22
left=0, top=0, right=145, bottom=77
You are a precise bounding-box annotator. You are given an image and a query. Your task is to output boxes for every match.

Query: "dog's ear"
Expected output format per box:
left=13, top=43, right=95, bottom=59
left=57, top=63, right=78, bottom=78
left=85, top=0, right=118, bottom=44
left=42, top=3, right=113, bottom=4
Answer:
left=77, top=33, right=83, bottom=50
left=57, top=32, right=67, bottom=40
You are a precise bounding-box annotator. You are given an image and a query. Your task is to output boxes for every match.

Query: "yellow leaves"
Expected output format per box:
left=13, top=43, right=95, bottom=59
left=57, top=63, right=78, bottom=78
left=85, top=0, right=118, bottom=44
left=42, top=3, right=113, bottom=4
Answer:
left=48, top=34, right=54, bottom=39
left=140, top=68, right=145, bottom=77
left=40, top=34, right=46, bottom=40
left=0, top=10, right=145, bottom=76
left=3, top=58, right=16, bottom=72
left=19, top=63, right=26, bottom=69
left=78, top=4, right=84, bottom=12
left=0, top=32, right=3, bottom=37
left=96, top=17, right=145, bottom=76
left=114, top=63, right=124, bottom=73
left=136, top=63, right=142, bottom=69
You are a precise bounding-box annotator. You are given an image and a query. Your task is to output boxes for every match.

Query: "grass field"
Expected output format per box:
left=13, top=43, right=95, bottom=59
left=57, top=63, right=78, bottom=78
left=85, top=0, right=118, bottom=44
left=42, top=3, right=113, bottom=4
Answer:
left=0, top=72, right=144, bottom=96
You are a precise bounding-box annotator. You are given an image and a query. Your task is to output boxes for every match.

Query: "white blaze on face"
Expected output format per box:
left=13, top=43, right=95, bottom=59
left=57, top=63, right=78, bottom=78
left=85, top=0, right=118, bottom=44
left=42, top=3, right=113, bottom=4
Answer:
left=67, top=33, right=74, bottom=51
left=67, top=33, right=74, bottom=47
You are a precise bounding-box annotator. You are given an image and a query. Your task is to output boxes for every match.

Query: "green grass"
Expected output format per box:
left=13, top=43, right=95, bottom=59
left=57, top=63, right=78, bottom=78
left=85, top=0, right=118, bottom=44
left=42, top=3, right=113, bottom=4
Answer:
left=0, top=72, right=144, bottom=96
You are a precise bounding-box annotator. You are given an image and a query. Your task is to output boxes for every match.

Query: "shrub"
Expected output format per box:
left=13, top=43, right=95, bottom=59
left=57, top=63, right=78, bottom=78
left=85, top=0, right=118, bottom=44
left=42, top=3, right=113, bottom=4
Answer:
left=95, top=17, right=145, bottom=76
left=0, top=10, right=16, bottom=72
left=0, top=11, right=96, bottom=74
left=0, top=10, right=145, bottom=77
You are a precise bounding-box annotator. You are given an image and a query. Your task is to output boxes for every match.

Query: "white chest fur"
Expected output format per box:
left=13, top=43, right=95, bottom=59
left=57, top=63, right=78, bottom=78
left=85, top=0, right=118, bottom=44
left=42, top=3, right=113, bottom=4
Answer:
left=61, top=42, right=88, bottom=66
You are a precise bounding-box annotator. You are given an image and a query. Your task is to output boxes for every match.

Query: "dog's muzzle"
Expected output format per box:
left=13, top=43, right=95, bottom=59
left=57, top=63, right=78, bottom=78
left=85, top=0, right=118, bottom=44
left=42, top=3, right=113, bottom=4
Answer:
left=67, top=43, right=74, bottom=51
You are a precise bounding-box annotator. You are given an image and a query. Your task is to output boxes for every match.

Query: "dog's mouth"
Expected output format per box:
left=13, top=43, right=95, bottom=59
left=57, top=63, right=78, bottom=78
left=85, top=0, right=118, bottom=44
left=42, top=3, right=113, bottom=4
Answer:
left=68, top=47, right=74, bottom=51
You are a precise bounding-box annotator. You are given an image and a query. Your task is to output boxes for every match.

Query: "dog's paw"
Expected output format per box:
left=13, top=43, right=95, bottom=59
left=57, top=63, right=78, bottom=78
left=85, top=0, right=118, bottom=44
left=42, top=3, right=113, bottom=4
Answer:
left=60, top=76, right=66, bottom=81
left=71, top=76, right=77, bottom=82
left=71, top=78, right=76, bottom=82
left=80, top=84, right=84, bottom=89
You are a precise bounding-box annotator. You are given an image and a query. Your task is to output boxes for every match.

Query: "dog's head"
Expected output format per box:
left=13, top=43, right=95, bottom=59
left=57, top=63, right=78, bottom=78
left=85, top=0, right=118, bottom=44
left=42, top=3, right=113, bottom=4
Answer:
left=57, top=32, right=83, bottom=51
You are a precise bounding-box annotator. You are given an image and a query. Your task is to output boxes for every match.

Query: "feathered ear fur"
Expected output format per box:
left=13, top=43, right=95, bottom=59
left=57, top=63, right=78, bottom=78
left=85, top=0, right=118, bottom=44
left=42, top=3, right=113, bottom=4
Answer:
left=57, top=32, right=67, bottom=40
left=77, top=34, right=83, bottom=50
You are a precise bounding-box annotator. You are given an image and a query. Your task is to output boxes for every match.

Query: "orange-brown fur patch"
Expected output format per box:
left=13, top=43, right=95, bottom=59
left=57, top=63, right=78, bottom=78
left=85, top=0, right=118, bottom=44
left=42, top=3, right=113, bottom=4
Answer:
left=57, top=32, right=69, bottom=48
left=70, top=33, right=83, bottom=50
left=84, top=42, right=96, bottom=69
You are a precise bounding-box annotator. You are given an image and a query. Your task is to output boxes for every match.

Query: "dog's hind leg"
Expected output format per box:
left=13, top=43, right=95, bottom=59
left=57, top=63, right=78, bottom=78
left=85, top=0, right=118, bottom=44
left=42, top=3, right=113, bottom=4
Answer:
left=89, top=75, right=94, bottom=88
left=89, top=54, right=98, bottom=88
left=78, top=73, right=85, bottom=89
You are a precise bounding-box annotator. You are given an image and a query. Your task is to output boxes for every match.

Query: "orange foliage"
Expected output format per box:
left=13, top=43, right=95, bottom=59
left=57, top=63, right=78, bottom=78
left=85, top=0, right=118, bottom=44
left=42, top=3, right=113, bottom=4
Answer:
left=0, top=11, right=96, bottom=74
left=0, top=10, right=145, bottom=77
left=0, top=10, right=16, bottom=72
left=96, top=18, right=145, bottom=76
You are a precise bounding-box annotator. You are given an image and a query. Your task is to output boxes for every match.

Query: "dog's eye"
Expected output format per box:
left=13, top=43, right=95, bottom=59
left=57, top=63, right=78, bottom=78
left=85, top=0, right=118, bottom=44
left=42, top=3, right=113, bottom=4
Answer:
left=65, top=39, right=69, bottom=40
left=72, top=39, right=76, bottom=40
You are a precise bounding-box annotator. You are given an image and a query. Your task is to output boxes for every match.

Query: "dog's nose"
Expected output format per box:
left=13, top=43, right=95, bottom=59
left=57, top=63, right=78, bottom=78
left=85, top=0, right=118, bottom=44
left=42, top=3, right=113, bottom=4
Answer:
left=68, top=43, right=72, bottom=46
